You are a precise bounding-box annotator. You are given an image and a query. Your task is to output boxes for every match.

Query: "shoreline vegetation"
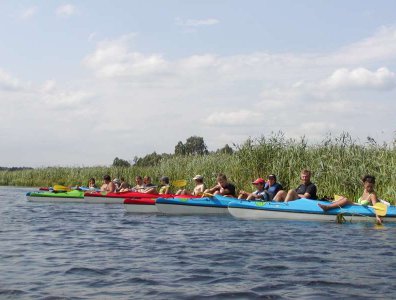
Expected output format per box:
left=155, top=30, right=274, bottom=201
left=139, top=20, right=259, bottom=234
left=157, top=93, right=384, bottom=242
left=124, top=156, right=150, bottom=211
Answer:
left=1, top=132, right=396, bottom=204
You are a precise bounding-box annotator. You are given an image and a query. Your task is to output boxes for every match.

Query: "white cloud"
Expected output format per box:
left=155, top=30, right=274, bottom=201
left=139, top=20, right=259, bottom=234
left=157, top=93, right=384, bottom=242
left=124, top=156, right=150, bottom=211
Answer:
left=55, top=4, right=77, bottom=17
left=0, top=69, right=22, bottom=91
left=325, top=26, right=396, bottom=65
left=323, top=67, right=396, bottom=90
left=204, top=110, right=263, bottom=126
left=4, top=25, right=396, bottom=167
left=19, top=6, right=38, bottom=20
left=175, top=17, right=220, bottom=27
left=40, top=80, right=57, bottom=93
left=36, top=80, right=93, bottom=108
left=83, top=34, right=168, bottom=78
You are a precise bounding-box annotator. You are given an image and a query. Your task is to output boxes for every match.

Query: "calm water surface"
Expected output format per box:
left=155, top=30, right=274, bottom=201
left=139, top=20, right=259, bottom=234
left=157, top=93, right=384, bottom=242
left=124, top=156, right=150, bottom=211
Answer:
left=0, top=186, right=395, bottom=299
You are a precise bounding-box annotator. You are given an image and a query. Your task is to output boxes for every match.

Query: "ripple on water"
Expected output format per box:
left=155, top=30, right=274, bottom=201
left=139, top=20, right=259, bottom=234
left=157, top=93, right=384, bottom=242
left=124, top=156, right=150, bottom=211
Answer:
left=1, top=187, right=396, bottom=299
left=64, top=266, right=114, bottom=276
left=0, top=288, right=27, bottom=298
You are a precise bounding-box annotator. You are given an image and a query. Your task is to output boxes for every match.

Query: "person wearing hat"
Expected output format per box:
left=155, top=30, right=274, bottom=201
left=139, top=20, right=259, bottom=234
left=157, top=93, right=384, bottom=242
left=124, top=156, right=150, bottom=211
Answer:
left=158, top=176, right=171, bottom=195
left=100, top=175, right=116, bottom=193
left=238, top=178, right=269, bottom=201
left=264, top=174, right=283, bottom=200
left=175, top=175, right=206, bottom=196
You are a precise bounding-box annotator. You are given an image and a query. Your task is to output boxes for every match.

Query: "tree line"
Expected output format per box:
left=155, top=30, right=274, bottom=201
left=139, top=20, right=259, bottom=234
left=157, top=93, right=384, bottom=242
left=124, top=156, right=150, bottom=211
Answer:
left=112, top=136, right=233, bottom=167
left=0, top=167, right=33, bottom=171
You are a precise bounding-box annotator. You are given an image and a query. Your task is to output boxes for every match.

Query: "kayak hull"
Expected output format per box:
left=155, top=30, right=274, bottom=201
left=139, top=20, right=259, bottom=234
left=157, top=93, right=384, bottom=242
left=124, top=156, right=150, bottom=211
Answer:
left=26, top=190, right=85, bottom=203
left=155, top=195, right=235, bottom=215
left=84, top=191, right=175, bottom=204
left=123, top=198, right=158, bottom=213
left=227, top=199, right=396, bottom=222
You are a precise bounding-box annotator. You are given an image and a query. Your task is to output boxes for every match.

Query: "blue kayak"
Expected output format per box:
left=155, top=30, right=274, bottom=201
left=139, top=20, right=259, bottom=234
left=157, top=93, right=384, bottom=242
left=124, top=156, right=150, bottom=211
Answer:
left=156, top=195, right=236, bottom=215
left=228, top=198, right=396, bottom=222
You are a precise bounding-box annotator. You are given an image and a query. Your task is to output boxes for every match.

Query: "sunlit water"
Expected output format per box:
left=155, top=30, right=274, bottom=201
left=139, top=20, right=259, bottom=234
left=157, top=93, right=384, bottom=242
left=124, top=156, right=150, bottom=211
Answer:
left=0, top=186, right=395, bottom=299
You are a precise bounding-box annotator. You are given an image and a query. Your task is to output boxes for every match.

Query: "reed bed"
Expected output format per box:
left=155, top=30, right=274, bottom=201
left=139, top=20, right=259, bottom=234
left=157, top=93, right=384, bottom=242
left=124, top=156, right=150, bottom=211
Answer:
left=2, top=133, right=395, bottom=203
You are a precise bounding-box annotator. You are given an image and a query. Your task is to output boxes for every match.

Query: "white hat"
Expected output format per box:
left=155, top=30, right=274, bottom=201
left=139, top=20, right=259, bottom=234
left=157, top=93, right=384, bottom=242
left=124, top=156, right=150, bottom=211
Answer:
left=193, top=175, right=203, bottom=180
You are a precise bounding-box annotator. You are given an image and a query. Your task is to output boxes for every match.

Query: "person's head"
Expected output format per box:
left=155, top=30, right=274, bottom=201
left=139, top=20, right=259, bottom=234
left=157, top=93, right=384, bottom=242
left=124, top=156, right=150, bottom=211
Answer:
left=267, top=174, right=277, bottom=185
left=103, top=175, right=111, bottom=183
left=300, top=169, right=311, bottom=184
left=362, top=175, right=375, bottom=192
left=193, top=175, right=204, bottom=184
left=88, top=178, right=95, bottom=185
left=135, top=176, right=143, bottom=185
left=113, top=178, right=121, bottom=186
left=143, top=176, right=151, bottom=185
left=216, top=173, right=228, bottom=187
left=160, top=176, right=170, bottom=185
left=252, top=178, right=265, bottom=189
left=120, top=177, right=125, bottom=182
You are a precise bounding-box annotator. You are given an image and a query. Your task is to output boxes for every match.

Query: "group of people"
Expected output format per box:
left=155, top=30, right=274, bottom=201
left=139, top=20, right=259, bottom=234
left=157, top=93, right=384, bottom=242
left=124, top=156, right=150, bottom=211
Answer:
left=89, top=169, right=382, bottom=223
left=95, top=175, right=160, bottom=194
left=202, top=170, right=316, bottom=203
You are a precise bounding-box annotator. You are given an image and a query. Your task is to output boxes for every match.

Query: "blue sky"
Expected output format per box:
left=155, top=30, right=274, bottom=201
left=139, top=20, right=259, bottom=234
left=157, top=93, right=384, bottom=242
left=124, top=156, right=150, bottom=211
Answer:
left=1, top=1, right=396, bottom=167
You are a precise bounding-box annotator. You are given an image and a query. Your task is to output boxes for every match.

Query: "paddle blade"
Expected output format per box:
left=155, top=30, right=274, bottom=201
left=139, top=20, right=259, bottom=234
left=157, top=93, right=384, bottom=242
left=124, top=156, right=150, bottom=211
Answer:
left=372, top=202, right=388, bottom=217
left=201, top=192, right=213, bottom=198
left=53, top=185, right=69, bottom=192
left=334, top=194, right=343, bottom=201
left=172, top=180, right=187, bottom=188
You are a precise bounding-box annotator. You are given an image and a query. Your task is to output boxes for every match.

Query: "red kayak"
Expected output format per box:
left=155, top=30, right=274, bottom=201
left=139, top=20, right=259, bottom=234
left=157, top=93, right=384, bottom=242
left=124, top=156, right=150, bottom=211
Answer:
left=123, top=198, right=157, bottom=213
left=84, top=191, right=174, bottom=204
left=123, top=195, right=201, bottom=213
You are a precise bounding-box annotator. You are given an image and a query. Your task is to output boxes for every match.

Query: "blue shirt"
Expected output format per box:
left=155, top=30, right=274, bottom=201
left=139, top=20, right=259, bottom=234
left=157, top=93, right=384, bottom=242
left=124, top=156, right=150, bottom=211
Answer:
left=264, top=182, right=282, bottom=200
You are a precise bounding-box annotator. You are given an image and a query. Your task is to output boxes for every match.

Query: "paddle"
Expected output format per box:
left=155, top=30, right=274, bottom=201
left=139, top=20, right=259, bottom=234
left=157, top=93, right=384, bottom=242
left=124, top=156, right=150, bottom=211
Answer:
left=172, top=180, right=187, bottom=188
left=201, top=192, right=213, bottom=197
left=53, top=185, right=70, bottom=192
left=333, top=194, right=388, bottom=216
left=368, top=202, right=387, bottom=217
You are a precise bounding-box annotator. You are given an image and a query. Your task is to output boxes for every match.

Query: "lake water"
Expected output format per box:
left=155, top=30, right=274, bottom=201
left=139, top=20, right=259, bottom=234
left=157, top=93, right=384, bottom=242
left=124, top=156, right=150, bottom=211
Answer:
left=1, top=186, right=395, bottom=299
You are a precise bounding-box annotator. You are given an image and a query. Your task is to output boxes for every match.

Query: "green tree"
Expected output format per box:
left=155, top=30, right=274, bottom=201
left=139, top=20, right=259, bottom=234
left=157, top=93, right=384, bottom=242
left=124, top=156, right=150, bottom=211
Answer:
left=175, top=136, right=208, bottom=155
left=216, top=144, right=234, bottom=154
left=112, top=157, right=131, bottom=167
left=174, top=141, right=186, bottom=155
left=134, top=152, right=165, bottom=167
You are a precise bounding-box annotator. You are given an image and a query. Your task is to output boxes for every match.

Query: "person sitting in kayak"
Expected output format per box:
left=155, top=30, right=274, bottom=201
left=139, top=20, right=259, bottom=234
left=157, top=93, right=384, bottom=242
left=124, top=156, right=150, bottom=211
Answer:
left=113, top=178, right=121, bottom=192
left=204, top=173, right=236, bottom=197
left=118, top=177, right=130, bottom=192
left=175, top=174, right=206, bottom=196
left=238, top=178, right=269, bottom=200
left=158, top=176, right=171, bottom=194
left=129, top=176, right=145, bottom=192
left=318, top=175, right=382, bottom=224
left=101, top=175, right=116, bottom=193
left=88, top=178, right=97, bottom=189
left=264, top=174, right=283, bottom=200
left=141, top=176, right=158, bottom=194
left=273, top=169, right=317, bottom=202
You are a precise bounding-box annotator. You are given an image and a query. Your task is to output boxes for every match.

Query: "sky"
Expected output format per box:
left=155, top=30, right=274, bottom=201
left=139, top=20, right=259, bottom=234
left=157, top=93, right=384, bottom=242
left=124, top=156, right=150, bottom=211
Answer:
left=1, top=0, right=396, bottom=167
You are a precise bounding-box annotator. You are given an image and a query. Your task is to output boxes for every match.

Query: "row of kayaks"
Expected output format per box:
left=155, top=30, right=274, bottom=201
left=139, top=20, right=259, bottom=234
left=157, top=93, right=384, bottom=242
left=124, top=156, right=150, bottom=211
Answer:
left=26, top=190, right=176, bottom=204
left=26, top=189, right=396, bottom=222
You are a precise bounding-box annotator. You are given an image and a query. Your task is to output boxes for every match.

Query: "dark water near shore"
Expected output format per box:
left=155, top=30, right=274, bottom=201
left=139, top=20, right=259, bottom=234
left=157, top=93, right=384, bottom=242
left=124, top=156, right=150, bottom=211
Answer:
left=1, top=186, right=395, bottom=299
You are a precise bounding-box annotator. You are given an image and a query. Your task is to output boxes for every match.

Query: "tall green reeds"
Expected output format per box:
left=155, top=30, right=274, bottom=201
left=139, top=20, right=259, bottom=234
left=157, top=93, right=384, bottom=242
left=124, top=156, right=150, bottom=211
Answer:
left=1, top=132, right=395, bottom=203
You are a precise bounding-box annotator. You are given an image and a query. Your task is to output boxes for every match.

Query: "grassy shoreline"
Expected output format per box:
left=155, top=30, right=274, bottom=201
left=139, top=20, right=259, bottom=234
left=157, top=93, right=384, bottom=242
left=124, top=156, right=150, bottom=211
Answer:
left=2, top=133, right=395, bottom=203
